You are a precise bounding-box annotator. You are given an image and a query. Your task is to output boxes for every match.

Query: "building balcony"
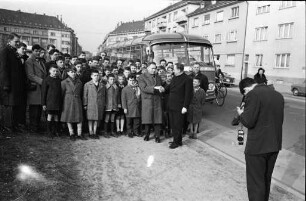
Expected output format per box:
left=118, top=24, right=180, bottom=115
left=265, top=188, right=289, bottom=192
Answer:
left=175, top=16, right=187, bottom=24
left=157, top=21, right=167, bottom=29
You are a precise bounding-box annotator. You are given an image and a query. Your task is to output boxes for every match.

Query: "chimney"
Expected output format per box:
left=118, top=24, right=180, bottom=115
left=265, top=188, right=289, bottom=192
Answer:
left=57, top=15, right=59, bottom=19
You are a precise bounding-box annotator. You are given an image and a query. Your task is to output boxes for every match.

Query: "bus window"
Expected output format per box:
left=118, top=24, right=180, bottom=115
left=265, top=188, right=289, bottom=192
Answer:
left=187, top=44, right=214, bottom=66
left=152, top=43, right=187, bottom=65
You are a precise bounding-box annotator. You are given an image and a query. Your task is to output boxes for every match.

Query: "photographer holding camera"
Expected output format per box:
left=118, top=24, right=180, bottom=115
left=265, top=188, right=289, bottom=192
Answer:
left=236, top=78, right=284, bottom=201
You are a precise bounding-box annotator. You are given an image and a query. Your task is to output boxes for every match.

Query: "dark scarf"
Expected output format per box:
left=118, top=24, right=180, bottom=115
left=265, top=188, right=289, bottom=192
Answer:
left=7, top=43, right=19, bottom=59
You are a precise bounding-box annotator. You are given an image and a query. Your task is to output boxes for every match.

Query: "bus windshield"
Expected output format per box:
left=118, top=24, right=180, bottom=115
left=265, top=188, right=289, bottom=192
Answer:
left=151, top=43, right=214, bottom=66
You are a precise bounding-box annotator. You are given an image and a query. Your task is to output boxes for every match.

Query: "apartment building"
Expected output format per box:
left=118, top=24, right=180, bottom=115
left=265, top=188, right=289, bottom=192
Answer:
left=187, top=1, right=248, bottom=83
left=144, top=1, right=201, bottom=34
left=0, top=8, right=81, bottom=55
left=244, top=1, right=305, bottom=88
left=100, top=20, right=145, bottom=52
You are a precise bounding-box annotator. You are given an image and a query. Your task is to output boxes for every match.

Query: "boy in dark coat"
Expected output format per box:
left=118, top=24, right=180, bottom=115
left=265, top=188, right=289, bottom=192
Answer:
left=42, top=66, right=62, bottom=137
left=121, top=74, right=141, bottom=138
left=116, top=74, right=126, bottom=135
left=104, top=74, right=119, bottom=137
left=187, top=78, right=206, bottom=139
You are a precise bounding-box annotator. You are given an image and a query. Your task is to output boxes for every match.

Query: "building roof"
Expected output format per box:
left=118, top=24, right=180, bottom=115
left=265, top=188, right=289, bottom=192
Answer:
left=0, top=8, right=72, bottom=31
left=110, top=20, right=145, bottom=35
left=145, top=0, right=202, bottom=21
left=187, top=1, right=240, bottom=17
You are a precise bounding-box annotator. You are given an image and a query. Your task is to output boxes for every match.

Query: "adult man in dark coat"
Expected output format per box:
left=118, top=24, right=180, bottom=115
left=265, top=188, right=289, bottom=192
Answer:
left=164, top=63, right=193, bottom=149
left=0, top=33, right=27, bottom=132
left=138, top=62, right=163, bottom=143
left=237, top=77, right=284, bottom=201
left=26, top=44, right=47, bottom=132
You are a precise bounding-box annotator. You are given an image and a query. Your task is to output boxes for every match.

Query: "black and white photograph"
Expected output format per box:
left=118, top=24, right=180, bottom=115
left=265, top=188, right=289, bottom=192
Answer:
left=0, top=0, right=305, bottom=200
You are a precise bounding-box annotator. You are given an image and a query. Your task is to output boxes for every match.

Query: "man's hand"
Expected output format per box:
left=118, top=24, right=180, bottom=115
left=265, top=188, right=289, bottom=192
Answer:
left=118, top=104, right=122, bottom=108
left=124, top=109, right=127, bottom=114
left=42, top=105, right=47, bottom=111
left=84, top=106, right=87, bottom=110
left=181, top=107, right=187, bottom=114
left=237, top=106, right=244, bottom=115
left=159, top=86, right=165, bottom=93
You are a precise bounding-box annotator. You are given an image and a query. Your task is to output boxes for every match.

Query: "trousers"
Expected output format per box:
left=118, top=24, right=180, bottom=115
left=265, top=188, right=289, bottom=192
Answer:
left=245, top=151, right=279, bottom=201
left=169, top=110, right=184, bottom=145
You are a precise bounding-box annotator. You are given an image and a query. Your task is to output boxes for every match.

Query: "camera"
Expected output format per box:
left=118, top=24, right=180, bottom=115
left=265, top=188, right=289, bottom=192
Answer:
left=237, top=129, right=244, bottom=145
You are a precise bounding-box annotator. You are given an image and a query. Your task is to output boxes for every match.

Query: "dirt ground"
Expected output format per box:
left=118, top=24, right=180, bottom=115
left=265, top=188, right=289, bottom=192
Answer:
left=0, top=132, right=303, bottom=201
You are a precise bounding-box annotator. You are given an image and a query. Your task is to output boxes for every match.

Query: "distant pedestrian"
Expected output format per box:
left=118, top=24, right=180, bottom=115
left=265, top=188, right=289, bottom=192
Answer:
left=61, top=68, right=84, bottom=140
left=254, top=67, right=267, bottom=85
left=121, top=74, right=141, bottom=138
left=187, top=78, right=206, bottom=139
left=83, top=70, right=106, bottom=139
left=41, top=66, right=62, bottom=138
left=237, top=77, right=284, bottom=201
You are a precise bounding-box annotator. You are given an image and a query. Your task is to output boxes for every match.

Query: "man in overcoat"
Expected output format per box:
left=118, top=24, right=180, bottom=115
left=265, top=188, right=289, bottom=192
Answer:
left=237, top=77, right=284, bottom=201
left=164, top=63, right=193, bottom=149
left=138, top=62, right=163, bottom=143
left=0, top=33, right=27, bottom=132
left=25, top=44, right=47, bottom=132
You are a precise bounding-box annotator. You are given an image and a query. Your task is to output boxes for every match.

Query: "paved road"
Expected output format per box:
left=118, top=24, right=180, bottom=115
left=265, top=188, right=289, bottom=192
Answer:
left=201, top=87, right=305, bottom=156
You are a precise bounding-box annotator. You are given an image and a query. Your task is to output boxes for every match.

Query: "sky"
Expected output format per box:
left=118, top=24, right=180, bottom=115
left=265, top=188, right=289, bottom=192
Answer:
left=0, top=0, right=179, bottom=53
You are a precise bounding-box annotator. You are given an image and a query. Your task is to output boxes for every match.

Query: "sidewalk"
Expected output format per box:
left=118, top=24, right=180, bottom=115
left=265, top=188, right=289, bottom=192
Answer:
left=197, top=119, right=305, bottom=200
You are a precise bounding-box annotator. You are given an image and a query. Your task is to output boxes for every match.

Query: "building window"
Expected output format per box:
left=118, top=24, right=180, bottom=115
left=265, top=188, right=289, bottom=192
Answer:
left=216, top=11, right=224, bottom=22
left=257, top=5, right=270, bottom=14
left=203, top=35, right=209, bottom=40
left=42, top=31, right=48, bottom=36
left=231, top=7, right=239, bottom=18
left=33, top=30, right=39, bottom=35
left=226, top=54, right=235, bottom=66
left=23, top=29, right=30, bottom=34
left=275, top=53, right=290, bottom=68
left=227, top=30, right=237, bottom=42
left=21, top=36, right=30, bottom=42
left=255, top=54, right=263, bottom=67
left=4, top=27, right=10, bottom=32
left=62, top=41, right=70, bottom=45
left=280, top=1, right=296, bottom=9
left=14, top=28, right=21, bottom=33
left=168, top=13, right=172, bottom=22
left=255, top=26, right=268, bottom=41
left=49, top=39, right=56, bottom=44
left=214, top=33, right=222, bottom=43
left=203, top=14, right=210, bottom=25
left=278, top=23, right=293, bottom=39
left=193, top=17, right=199, bottom=27
left=50, top=32, right=56, bottom=36
left=173, top=11, right=178, bottom=20
left=152, top=20, right=155, bottom=28
left=32, top=37, right=39, bottom=44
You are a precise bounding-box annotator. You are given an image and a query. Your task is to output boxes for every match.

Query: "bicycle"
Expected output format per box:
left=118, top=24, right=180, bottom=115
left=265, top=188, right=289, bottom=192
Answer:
left=214, top=79, right=227, bottom=106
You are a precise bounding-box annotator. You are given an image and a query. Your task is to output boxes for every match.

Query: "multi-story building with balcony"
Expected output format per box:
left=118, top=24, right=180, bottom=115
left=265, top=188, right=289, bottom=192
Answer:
left=144, top=1, right=202, bottom=34
left=0, top=8, right=82, bottom=55
left=99, top=20, right=145, bottom=53
left=244, top=1, right=305, bottom=90
left=187, top=1, right=248, bottom=83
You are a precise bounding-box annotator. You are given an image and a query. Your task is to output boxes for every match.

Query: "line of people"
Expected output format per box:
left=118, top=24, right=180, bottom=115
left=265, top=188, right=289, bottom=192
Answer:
left=0, top=33, right=208, bottom=149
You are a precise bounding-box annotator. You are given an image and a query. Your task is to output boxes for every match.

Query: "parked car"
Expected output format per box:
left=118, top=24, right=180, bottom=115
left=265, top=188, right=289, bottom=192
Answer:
left=291, top=80, right=306, bottom=96
left=222, top=72, right=235, bottom=87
